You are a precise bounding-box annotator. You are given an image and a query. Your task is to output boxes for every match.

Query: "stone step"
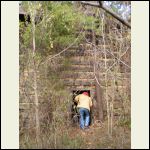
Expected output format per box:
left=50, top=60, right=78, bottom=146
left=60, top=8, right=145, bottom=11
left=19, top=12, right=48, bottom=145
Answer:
left=113, top=101, right=125, bottom=109
left=58, top=56, right=114, bottom=67
left=60, top=65, right=94, bottom=72
left=61, top=72, right=130, bottom=79
left=97, top=78, right=131, bottom=87
left=19, top=103, right=33, bottom=110
left=51, top=71, right=130, bottom=87
left=70, top=56, right=94, bottom=62
left=101, top=86, right=130, bottom=101
left=65, top=85, right=96, bottom=90
left=69, top=57, right=115, bottom=67
left=60, top=57, right=130, bottom=73
left=61, top=71, right=94, bottom=79
left=70, top=60, right=93, bottom=65
left=62, top=78, right=95, bottom=86
left=63, top=49, right=118, bottom=59
left=63, top=50, right=94, bottom=57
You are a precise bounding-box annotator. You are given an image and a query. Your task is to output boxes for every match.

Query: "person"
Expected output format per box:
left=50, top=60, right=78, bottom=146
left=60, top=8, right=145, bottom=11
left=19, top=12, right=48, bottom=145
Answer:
left=74, top=92, right=92, bottom=130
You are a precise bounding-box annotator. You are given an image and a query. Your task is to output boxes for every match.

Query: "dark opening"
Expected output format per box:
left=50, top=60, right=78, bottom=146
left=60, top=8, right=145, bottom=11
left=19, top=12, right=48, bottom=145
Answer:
left=72, top=90, right=90, bottom=101
left=19, top=14, right=30, bottom=23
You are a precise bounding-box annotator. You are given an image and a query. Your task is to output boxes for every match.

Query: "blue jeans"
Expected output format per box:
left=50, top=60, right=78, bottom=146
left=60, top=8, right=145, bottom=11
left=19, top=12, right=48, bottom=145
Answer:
left=79, top=107, right=90, bottom=129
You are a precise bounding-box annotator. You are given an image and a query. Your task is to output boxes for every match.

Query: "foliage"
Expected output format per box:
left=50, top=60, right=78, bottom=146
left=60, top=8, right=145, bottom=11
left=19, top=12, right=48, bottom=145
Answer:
left=21, top=1, right=88, bottom=57
left=19, top=1, right=131, bottom=149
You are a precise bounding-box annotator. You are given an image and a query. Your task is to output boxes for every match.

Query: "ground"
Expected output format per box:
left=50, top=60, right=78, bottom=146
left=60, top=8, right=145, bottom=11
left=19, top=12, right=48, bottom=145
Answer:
left=67, top=120, right=131, bottom=149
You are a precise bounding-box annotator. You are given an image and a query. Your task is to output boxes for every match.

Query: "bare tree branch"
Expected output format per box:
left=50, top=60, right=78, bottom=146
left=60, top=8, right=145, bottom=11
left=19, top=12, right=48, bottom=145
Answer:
left=81, top=1, right=131, bottom=29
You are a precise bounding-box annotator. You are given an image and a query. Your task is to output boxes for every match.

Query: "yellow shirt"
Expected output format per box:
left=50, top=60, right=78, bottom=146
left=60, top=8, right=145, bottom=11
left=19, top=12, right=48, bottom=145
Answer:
left=75, top=94, right=92, bottom=111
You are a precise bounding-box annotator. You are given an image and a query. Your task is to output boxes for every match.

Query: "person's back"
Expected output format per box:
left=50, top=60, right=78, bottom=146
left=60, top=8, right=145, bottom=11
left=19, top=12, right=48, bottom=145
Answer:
left=74, top=92, right=92, bottom=129
left=75, top=94, right=92, bottom=111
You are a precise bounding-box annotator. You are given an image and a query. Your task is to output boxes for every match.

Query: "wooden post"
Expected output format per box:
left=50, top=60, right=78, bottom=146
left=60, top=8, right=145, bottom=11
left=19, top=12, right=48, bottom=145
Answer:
left=95, top=76, right=104, bottom=121
left=29, top=2, right=40, bottom=146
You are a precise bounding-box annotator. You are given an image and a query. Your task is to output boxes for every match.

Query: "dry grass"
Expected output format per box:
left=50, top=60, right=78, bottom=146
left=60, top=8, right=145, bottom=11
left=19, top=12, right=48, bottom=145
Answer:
left=20, top=118, right=130, bottom=149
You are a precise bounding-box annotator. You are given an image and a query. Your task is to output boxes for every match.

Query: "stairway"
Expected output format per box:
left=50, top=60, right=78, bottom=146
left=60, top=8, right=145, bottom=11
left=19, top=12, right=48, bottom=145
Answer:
left=60, top=47, right=96, bottom=98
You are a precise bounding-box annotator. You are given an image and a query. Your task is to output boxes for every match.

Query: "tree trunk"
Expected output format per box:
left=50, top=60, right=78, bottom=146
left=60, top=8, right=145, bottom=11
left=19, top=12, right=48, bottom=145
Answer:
left=33, top=66, right=40, bottom=145
left=31, top=7, right=40, bottom=145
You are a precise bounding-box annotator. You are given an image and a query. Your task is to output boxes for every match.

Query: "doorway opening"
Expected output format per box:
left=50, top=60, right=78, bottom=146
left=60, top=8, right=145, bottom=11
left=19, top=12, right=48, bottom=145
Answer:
left=71, top=90, right=91, bottom=126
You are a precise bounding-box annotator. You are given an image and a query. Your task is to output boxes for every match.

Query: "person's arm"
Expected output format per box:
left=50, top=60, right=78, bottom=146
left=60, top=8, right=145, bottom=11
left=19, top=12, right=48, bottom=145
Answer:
left=74, top=95, right=79, bottom=103
left=89, top=97, right=92, bottom=107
